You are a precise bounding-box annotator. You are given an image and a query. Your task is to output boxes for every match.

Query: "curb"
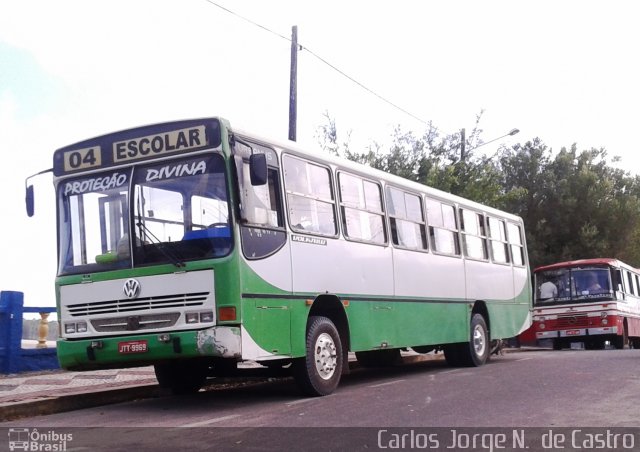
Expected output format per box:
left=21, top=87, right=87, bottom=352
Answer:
left=1, top=383, right=161, bottom=423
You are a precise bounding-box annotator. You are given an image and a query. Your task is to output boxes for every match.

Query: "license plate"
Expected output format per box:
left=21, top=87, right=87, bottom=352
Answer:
left=566, top=329, right=580, bottom=336
left=118, top=340, right=148, bottom=354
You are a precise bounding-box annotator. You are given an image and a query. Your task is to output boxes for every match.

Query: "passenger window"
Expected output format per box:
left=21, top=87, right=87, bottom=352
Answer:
left=487, top=217, right=510, bottom=264
left=339, top=172, right=386, bottom=244
left=627, top=271, right=635, bottom=296
left=426, top=198, right=460, bottom=256
left=507, top=223, right=525, bottom=266
left=283, top=156, right=337, bottom=236
left=460, top=209, right=488, bottom=260
left=386, top=187, right=427, bottom=250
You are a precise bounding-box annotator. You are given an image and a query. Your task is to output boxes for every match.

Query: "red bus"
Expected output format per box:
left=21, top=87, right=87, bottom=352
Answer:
left=532, top=258, right=640, bottom=350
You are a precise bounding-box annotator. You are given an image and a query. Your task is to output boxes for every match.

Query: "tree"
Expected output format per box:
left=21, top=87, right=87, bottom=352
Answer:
left=315, top=113, right=640, bottom=269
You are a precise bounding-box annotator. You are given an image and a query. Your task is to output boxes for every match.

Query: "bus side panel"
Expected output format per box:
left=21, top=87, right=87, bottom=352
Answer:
left=290, top=238, right=393, bottom=297
left=289, top=237, right=393, bottom=353
left=487, top=266, right=532, bottom=339
left=347, top=300, right=470, bottom=351
left=391, top=248, right=469, bottom=346
left=393, top=249, right=465, bottom=301
left=465, top=259, right=514, bottom=303
left=238, top=245, right=294, bottom=360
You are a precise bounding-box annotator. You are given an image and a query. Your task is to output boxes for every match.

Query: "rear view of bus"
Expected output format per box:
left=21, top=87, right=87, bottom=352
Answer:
left=533, top=259, right=640, bottom=350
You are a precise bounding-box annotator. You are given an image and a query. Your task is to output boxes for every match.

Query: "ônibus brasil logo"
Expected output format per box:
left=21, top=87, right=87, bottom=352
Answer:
left=8, top=428, right=73, bottom=451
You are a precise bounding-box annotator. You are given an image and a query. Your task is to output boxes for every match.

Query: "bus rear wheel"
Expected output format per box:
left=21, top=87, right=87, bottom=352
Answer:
left=293, top=316, right=343, bottom=396
left=444, top=313, right=490, bottom=367
left=154, top=360, right=208, bottom=395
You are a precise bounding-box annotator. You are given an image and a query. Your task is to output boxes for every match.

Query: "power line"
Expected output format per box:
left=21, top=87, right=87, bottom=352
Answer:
left=204, top=0, right=429, bottom=126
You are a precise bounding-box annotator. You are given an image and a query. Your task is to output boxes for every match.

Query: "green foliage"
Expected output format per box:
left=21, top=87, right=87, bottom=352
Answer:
left=315, top=113, right=640, bottom=269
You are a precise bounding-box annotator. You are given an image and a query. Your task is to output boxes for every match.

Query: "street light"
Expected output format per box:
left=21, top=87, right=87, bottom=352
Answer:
left=460, top=128, right=520, bottom=161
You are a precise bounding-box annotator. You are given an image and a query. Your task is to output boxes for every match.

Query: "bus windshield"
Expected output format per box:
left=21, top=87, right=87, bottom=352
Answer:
left=535, top=266, right=613, bottom=305
left=57, top=154, right=231, bottom=274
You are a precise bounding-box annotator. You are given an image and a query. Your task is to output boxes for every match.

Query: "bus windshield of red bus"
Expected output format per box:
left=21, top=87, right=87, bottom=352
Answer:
left=535, top=266, right=613, bottom=305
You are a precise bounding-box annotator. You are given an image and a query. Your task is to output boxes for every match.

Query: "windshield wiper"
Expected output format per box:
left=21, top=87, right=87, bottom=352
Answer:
left=136, top=221, right=185, bottom=268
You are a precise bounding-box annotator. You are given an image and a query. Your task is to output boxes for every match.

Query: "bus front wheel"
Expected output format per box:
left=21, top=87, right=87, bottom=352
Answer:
left=293, top=316, right=343, bottom=396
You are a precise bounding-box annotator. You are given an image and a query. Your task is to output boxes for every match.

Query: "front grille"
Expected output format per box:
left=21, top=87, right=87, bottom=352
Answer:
left=556, top=314, right=589, bottom=328
left=91, top=312, right=181, bottom=332
left=66, top=292, right=208, bottom=317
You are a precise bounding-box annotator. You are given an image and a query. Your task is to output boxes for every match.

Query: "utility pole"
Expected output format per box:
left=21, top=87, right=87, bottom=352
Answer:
left=288, top=25, right=298, bottom=142
left=460, top=128, right=466, bottom=162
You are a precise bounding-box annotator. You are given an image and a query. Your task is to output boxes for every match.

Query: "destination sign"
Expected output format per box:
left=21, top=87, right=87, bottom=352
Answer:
left=113, top=126, right=206, bottom=163
left=63, top=146, right=102, bottom=172
left=53, top=119, right=222, bottom=177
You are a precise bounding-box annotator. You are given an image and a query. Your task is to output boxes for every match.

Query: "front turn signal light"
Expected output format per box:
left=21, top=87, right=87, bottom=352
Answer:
left=218, top=306, right=236, bottom=321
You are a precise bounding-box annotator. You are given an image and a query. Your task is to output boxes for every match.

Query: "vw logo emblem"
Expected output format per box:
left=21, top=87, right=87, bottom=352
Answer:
left=123, top=279, right=141, bottom=299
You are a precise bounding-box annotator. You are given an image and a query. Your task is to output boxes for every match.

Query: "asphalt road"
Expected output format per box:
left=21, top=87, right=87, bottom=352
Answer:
left=3, top=349, right=640, bottom=451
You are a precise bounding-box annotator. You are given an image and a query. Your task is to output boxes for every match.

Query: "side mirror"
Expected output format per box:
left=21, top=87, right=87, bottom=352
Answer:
left=249, top=154, right=268, bottom=186
left=26, top=185, right=35, bottom=217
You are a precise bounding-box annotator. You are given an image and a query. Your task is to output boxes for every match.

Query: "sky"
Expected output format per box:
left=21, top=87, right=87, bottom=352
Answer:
left=1, top=0, right=639, bottom=308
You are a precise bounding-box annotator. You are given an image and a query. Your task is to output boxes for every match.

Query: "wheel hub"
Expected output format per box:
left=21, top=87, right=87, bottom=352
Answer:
left=314, top=332, right=337, bottom=380
left=473, top=324, right=486, bottom=357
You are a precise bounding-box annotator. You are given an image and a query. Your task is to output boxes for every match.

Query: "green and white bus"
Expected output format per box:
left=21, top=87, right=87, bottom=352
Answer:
left=26, top=117, right=531, bottom=396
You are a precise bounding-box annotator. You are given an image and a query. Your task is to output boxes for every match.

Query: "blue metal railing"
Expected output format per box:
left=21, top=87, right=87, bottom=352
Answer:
left=0, top=291, right=59, bottom=374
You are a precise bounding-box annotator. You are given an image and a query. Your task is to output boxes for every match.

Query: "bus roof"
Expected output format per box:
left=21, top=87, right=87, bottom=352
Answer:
left=534, top=258, right=620, bottom=273
left=232, top=123, right=524, bottom=223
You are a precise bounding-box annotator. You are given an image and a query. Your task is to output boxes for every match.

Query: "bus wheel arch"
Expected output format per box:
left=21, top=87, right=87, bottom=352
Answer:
left=471, top=301, right=490, bottom=337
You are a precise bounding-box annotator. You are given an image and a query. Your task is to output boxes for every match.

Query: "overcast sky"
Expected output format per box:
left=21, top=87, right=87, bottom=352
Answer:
left=1, top=0, right=639, bottom=308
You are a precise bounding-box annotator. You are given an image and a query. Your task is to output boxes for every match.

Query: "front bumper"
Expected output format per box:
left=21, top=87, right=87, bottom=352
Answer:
left=536, top=326, right=618, bottom=340
left=57, top=326, right=241, bottom=370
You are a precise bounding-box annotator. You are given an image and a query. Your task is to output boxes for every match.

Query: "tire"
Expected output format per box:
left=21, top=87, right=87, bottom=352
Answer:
left=445, top=313, right=490, bottom=367
left=456, top=313, right=491, bottom=367
left=293, top=316, right=343, bottom=396
left=613, top=333, right=628, bottom=349
left=355, top=348, right=401, bottom=368
left=154, top=360, right=208, bottom=395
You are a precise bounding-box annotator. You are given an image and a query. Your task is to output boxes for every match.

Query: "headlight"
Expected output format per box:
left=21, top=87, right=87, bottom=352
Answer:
left=200, top=311, right=214, bottom=323
left=64, top=323, right=76, bottom=334
left=185, top=312, right=199, bottom=324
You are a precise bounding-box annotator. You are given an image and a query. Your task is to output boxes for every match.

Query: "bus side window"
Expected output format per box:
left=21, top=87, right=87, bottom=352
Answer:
left=386, top=186, right=427, bottom=250
left=425, top=198, right=460, bottom=256
left=613, top=269, right=624, bottom=295
left=283, top=156, right=337, bottom=236
left=338, top=172, right=386, bottom=244
left=237, top=154, right=282, bottom=228
left=507, top=223, right=526, bottom=266
left=627, top=271, right=636, bottom=296
left=460, top=208, right=488, bottom=261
